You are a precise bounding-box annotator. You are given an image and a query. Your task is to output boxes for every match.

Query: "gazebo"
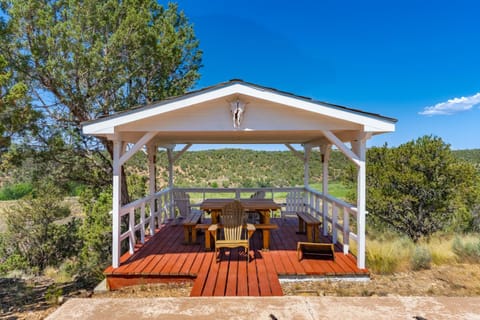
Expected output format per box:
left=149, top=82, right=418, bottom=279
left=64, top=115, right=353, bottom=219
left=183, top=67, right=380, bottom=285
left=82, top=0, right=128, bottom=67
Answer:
left=82, top=79, right=396, bottom=276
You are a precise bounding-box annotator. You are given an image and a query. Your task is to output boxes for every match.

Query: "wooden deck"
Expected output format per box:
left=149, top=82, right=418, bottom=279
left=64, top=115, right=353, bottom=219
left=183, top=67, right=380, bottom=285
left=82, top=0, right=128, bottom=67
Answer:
left=104, top=218, right=369, bottom=296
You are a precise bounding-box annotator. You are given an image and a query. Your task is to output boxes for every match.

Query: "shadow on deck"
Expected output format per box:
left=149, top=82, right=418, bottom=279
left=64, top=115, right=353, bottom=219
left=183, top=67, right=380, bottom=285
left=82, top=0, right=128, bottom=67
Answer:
left=104, top=218, right=369, bottom=296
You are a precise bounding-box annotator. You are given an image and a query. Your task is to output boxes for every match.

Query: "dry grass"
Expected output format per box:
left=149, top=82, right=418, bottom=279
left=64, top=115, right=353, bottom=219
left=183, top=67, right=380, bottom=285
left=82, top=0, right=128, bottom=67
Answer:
left=366, top=236, right=413, bottom=274
left=43, top=266, right=74, bottom=284
left=364, top=233, right=479, bottom=274
left=281, top=263, right=480, bottom=297
left=424, top=235, right=458, bottom=265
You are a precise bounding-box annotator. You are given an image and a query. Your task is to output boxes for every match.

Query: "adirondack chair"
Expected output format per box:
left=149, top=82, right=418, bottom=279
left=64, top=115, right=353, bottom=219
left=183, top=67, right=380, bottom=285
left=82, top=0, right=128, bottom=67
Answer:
left=173, top=191, right=191, bottom=218
left=247, top=190, right=266, bottom=223
left=282, top=191, right=305, bottom=221
left=208, top=200, right=256, bottom=262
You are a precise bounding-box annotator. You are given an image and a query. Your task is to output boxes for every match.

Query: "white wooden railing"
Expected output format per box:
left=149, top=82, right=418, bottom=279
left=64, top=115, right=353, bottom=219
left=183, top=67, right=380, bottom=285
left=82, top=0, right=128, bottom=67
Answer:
left=116, top=186, right=358, bottom=257
left=304, top=187, right=359, bottom=255
left=119, top=188, right=171, bottom=254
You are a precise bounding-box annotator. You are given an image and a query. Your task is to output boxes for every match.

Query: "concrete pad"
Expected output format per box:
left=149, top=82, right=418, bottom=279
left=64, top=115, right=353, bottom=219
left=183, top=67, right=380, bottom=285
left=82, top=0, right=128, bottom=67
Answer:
left=93, top=279, right=108, bottom=294
left=46, top=296, right=480, bottom=320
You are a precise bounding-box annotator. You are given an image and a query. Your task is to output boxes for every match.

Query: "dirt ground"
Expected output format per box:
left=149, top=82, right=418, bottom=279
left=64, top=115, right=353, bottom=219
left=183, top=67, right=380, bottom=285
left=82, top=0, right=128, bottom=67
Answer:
left=2, top=263, right=480, bottom=319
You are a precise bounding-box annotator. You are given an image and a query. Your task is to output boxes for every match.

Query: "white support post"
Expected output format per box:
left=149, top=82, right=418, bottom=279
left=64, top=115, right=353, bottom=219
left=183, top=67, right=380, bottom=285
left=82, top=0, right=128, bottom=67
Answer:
left=352, top=138, right=367, bottom=269
left=321, top=144, right=331, bottom=236
left=167, top=147, right=174, bottom=188
left=147, top=144, right=157, bottom=236
left=166, top=146, right=175, bottom=219
left=303, top=145, right=311, bottom=188
left=112, top=139, right=122, bottom=268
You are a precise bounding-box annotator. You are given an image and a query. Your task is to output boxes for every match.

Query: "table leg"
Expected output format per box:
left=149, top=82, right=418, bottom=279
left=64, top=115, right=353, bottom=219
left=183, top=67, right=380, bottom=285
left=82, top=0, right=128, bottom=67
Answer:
left=262, top=210, right=270, bottom=224
left=191, top=226, right=197, bottom=243
left=205, top=229, right=211, bottom=250
left=183, top=226, right=190, bottom=244
left=306, top=224, right=313, bottom=242
left=298, top=218, right=305, bottom=234
left=262, top=229, right=270, bottom=251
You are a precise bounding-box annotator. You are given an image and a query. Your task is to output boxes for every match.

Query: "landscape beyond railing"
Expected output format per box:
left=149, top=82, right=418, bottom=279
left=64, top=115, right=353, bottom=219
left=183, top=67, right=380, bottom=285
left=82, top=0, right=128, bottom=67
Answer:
left=116, top=187, right=359, bottom=257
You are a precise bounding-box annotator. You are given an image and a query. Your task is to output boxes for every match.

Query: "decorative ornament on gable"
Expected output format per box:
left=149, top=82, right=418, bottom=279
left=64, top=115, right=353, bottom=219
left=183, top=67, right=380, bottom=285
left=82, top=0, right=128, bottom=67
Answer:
left=229, top=97, right=247, bottom=128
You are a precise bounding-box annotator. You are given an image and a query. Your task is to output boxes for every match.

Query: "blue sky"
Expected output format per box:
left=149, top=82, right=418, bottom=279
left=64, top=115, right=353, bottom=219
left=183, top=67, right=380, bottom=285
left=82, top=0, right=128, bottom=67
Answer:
left=171, top=0, right=480, bottom=150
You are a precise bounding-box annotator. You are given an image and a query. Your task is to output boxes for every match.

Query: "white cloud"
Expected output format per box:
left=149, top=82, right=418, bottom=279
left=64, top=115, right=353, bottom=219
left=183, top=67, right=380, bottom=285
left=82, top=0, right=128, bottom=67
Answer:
left=419, top=92, right=480, bottom=116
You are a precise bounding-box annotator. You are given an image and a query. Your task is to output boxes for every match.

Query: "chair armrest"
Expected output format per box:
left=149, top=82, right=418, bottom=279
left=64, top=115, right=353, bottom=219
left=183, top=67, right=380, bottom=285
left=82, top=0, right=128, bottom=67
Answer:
left=208, top=224, right=219, bottom=232
left=246, top=223, right=256, bottom=232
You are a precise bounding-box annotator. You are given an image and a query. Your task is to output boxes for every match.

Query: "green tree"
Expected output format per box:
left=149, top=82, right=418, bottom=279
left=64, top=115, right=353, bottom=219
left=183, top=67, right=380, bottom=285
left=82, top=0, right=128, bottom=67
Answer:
left=2, top=182, right=79, bottom=272
left=366, top=136, right=480, bottom=241
left=77, top=188, right=113, bottom=281
left=0, top=0, right=202, bottom=200
left=0, top=54, right=38, bottom=163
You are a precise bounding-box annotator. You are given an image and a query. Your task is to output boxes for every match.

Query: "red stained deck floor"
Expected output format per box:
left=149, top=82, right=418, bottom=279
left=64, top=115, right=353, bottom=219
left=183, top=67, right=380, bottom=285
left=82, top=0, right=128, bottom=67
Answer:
left=104, top=218, right=369, bottom=295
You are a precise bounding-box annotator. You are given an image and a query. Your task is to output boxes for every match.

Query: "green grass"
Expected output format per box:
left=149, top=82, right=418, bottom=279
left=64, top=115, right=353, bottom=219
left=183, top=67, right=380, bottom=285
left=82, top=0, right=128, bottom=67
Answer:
left=185, top=182, right=352, bottom=205
left=309, top=182, right=352, bottom=200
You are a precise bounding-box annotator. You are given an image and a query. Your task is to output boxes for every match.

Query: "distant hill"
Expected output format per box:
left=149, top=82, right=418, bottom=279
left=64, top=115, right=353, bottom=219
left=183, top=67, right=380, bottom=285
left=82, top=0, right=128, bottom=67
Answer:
left=126, top=148, right=352, bottom=189
left=453, top=149, right=480, bottom=166
left=125, top=148, right=479, bottom=189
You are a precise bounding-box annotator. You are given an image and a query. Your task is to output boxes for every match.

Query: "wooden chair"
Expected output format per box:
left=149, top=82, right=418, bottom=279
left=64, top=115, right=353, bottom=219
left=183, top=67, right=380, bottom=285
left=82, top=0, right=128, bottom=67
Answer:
left=173, top=191, right=191, bottom=218
left=208, top=200, right=256, bottom=262
left=247, top=190, right=266, bottom=223
left=282, top=191, right=304, bottom=221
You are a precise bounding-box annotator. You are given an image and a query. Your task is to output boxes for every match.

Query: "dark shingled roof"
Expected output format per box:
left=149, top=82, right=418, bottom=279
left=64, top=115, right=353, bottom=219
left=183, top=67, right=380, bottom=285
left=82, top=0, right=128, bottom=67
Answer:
left=83, top=79, right=398, bottom=125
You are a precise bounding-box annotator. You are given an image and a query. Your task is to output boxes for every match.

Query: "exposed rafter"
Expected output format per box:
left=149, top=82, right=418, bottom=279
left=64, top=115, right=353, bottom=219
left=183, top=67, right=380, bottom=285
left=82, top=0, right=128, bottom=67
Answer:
left=321, top=130, right=361, bottom=167
left=284, top=143, right=304, bottom=161
left=118, top=131, right=157, bottom=166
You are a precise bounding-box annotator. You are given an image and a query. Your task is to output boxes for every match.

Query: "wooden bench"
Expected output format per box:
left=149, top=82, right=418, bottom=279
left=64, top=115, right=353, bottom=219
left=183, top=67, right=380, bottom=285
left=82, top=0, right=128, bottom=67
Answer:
left=296, top=212, right=321, bottom=243
left=297, top=242, right=335, bottom=261
left=254, top=223, right=278, bottom=251
left=182, top=212, right=202, bottom=244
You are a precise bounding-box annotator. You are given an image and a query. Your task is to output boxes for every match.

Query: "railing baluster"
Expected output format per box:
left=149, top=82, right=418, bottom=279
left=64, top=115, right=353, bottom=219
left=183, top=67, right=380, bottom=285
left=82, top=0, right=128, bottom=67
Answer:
left=149, top=198, right=155, bottom=236
left=129, top=208, right=135, bottom=254
left=343, top=207, right=349, bottom=254
left=332, top=203, right=338, bottom=244
left=140, top=203, right=145, bottom=243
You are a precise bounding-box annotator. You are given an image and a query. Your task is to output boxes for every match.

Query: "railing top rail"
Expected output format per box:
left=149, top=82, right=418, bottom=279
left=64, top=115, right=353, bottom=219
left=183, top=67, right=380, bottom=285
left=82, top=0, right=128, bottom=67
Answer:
left=304, top=186, right=357, bottom=213
left=173, top=187, right=304, bottom=193
left=121, top=187, right=171, bottom=212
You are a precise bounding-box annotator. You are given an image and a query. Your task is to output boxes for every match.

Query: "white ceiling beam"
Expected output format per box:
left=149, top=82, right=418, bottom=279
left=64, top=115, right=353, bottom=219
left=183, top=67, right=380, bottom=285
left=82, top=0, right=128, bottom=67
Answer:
left=321, top=130, right=361, bottom=167
left=172, top=143, right=192, bottom=163
left=118, top=131, right=156, bottom=166
left=284, top=144, right=304, bottom=161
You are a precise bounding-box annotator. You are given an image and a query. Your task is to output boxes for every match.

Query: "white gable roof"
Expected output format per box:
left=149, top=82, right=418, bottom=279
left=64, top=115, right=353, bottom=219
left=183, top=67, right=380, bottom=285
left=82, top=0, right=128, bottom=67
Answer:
left=82, top=80, right=396, bottom=145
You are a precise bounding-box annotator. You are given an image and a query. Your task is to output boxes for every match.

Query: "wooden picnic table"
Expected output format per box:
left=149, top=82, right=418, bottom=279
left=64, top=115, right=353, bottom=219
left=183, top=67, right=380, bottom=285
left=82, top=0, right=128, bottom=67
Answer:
left=199, top=198, right=281, bottom=250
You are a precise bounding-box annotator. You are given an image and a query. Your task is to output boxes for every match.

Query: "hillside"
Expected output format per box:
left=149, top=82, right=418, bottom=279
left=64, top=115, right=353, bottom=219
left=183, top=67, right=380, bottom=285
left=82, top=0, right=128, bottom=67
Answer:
left=126, top=148, right=353, bottom=189
left=125, top=148, right=480, bottom=189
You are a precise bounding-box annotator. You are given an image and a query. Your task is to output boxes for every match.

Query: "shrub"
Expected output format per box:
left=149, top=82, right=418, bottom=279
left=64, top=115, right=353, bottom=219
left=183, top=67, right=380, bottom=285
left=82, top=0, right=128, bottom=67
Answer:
left=0, top=182, right=33, bottom=200
left=77, top=188, right=113, bottom=283
left=2, top=182, right=80, bottom=273
left=452, top=235, right=480, bottom=263
left=411, top=245, right=432, bottom=270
